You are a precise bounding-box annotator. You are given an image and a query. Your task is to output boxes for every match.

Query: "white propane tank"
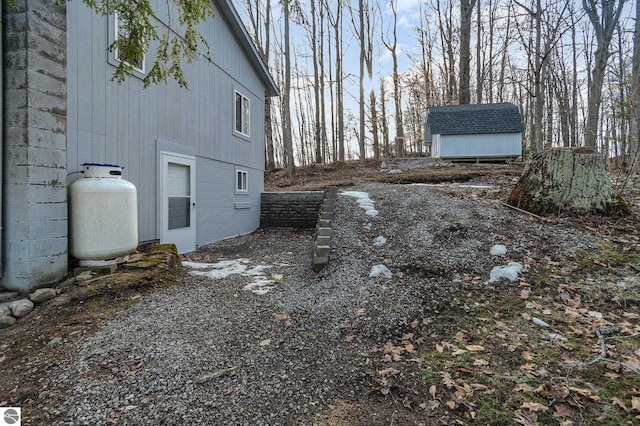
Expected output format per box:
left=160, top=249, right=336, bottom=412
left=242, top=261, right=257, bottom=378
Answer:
left=69, top=163, right=138, bottom=265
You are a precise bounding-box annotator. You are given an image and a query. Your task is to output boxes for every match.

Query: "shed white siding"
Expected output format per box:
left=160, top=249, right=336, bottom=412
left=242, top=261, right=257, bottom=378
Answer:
left=433, top=133, right=521, bottom=159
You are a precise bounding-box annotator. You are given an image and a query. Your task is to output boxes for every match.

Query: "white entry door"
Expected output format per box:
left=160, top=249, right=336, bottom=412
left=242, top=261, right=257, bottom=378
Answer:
left=160, top=152, right=196, bottom=253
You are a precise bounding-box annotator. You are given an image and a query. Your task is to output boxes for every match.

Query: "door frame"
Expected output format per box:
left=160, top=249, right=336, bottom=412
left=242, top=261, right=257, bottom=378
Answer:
left=159, top=151, right=196, bottom=253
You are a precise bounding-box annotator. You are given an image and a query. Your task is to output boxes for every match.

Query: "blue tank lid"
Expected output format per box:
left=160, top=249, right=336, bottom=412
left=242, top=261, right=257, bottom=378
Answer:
left=82, top=162, right=124, bottom=169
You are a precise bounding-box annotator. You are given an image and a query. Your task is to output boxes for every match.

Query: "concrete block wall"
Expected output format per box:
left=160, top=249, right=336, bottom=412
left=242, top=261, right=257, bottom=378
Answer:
left=260, top=191, right=324, bottom=228
left=2, top=0, right=68, bottom=291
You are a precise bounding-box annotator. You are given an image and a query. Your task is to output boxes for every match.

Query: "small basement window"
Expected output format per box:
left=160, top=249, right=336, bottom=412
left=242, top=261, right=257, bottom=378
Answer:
left=236, top=170, right=248, bottom=193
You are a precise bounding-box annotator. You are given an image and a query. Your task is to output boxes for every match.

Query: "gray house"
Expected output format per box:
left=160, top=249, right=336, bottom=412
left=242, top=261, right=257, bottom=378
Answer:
left=424, top=102, right=523, bottom=161
left=2, top=0, right=278, bottom=291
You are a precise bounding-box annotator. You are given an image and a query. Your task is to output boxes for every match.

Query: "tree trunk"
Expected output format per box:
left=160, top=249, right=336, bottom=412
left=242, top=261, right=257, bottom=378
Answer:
left=311, top=0, right=322, bottom=164
left=358, top=0, right=367, bottom=164
left=370, top=89, right=380, bottom=158
left=283, top=1, right=294, bottom=176
left=583, top=0, right=625, bottom=150
left=459, top=0, right=476, bottom=104
left=630, top=0, right=640, bottom=172
left=507, top=148, right=631, bottom=216
left=380, top=78, right=390, bottom=157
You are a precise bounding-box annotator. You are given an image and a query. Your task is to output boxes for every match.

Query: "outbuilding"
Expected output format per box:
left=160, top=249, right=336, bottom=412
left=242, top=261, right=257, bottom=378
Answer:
left=424, top=102, right=523, bottom=161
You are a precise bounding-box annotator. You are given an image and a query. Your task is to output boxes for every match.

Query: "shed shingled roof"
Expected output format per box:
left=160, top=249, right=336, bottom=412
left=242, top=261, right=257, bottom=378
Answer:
left=427, top=102, right=523, bottom=136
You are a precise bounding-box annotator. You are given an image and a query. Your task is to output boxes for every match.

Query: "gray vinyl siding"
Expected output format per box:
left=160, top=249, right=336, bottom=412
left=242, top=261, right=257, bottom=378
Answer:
left=66, top=1, right=266, bottom=244
left=434, top=133, right=522, bottom=159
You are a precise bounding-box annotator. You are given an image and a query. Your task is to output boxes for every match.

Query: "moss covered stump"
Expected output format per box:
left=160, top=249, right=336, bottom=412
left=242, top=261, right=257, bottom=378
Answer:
left=507, top=147, right=631, bottom=216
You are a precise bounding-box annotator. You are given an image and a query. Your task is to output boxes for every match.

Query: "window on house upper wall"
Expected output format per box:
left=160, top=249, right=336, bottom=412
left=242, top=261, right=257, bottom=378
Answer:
left=236, top=170, right=248, bottom=193
left=114, top=12, right=145, bottom=74
left=234, top=91, right=251, bottom=137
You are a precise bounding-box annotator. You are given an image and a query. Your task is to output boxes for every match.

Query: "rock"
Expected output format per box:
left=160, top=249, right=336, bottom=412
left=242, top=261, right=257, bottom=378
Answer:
left=0, top=315, right=16, bottom=328
left=47, top=337, right=63, bottom=346
left=373, top=236, right=387, bottom=247
left=0, top=305, right=11, bottom=317
left=369, top=264, right=392, bottom=279
left=76, top=271, right=96, bottom=282
left=30, top=288, right=57, bottom=303
left=8, top=299, right=35, bottom=318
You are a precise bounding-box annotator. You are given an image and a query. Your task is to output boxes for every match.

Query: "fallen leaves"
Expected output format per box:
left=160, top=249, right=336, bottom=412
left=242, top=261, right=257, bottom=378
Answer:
left=429, top=384, right=437, bottom=399
left=378, top=367, right=400, bottom=377
left=274, top=312, right=293, bottom=328
left=520, top=401, right=549, bottom=412
left=465, top=344, right=485, bottom=352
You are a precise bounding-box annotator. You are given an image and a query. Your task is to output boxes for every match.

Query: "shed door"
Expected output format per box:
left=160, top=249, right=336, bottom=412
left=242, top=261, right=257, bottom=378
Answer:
left=160, top=152, right=196, bottom=253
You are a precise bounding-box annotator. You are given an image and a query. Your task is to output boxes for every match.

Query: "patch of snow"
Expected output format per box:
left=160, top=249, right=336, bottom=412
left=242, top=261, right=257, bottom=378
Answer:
left=489, top=261, right=523, bottom=282
left=453, top=184, right=494, bottom=189
left=246, top=265, right=273, bottom=275
left=182, top=259, right=278, bottom=295
left=548, top=332, right=568, bottom=342
left=490, top=245, right=508, bottom=256
left=342, top=191, right=379, bottom=218
left=369, top=264, right=392, bottom=279
left=532, top=317, right=550, bottom=328
left=373, top=236, right=387, bottom=247
left=389, top=169, right=403, bottom=174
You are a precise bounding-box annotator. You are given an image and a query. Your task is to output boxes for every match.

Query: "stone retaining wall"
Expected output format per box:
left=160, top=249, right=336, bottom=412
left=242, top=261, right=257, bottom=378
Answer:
left=312, top=187, right=338, bottom=272
left=260, top=191, right=324, bottom=228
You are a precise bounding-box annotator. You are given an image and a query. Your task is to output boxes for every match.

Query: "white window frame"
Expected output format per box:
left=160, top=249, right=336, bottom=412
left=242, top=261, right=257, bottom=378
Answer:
left=235, top=169, right=248, bottom=194
left=234, top=90, right=251, bottom=138
left=114, top=12, right=146, bottom=74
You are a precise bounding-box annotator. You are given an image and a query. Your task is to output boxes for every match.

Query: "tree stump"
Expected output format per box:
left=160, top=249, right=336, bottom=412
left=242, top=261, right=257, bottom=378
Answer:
left=507, top=147, right=631, bottom=216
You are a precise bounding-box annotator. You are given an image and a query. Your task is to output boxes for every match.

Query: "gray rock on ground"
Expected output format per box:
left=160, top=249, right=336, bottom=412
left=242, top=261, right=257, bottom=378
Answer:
left=30, top=288, right=57, bottom=303
left=0, top=304, right=11, bottom=317
left=9, top=299, right=35, bottom=318
left=0, top=315, right=16, bottom=328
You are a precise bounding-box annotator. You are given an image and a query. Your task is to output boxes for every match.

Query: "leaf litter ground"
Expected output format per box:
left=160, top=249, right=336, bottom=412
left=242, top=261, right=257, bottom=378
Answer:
left=267, top=161, right=640, bottom=425
left=1, top=161, right=639, bottom=425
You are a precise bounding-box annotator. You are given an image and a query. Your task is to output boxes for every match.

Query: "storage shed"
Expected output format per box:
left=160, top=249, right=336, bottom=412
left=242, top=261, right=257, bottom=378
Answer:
left=424, top=102, right=523, bottom=161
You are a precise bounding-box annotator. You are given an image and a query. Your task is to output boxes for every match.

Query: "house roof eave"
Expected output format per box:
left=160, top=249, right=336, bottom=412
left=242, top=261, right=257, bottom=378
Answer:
left=216, top=0, right=280, bottom=97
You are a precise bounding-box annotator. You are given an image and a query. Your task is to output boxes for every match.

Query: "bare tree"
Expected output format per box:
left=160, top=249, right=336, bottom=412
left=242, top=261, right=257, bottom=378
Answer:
left=245, top=0, right=276, bottom=169
left=310, top=0, right=322, bottom=163
left=281, top=0, right=296, bottom=176
left=583, top=0, right=626, bottom=150
left=631, top=0, right=640, bottom=171
left=459, top=0, right=477, bottom=104
left=370, top=90, right=380, bottom=158
left=435, top=0, right=458, bottom=102
left=326, top=1, right=345, bottom=162
left=358, top=0, right=367, bottom=163
left=513, top=0, right=569, bottom=152
left=382, top=0, right=405, bottom=157
left=380, top=78, right=391, bottom=156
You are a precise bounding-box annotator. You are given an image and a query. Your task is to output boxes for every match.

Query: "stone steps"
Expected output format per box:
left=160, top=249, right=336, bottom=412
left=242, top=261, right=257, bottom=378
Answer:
left=312, top=186, right=338, bottom=272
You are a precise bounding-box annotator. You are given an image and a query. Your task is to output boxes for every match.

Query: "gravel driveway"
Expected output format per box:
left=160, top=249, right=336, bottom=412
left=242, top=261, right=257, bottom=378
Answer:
left=31, top=182, right=595, bottom=425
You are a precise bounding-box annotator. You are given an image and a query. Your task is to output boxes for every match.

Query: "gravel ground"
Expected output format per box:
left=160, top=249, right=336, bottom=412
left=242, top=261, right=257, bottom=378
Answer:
left=32, top=182, right=597, bottom=425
